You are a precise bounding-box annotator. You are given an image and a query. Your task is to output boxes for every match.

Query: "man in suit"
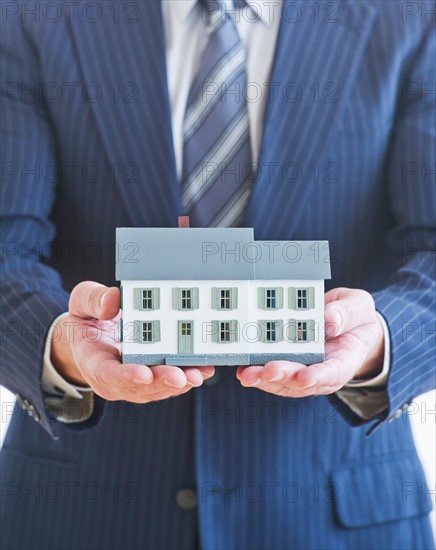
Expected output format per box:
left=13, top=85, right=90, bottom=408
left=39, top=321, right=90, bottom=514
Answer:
left=1, top=1, right=435, bottom=548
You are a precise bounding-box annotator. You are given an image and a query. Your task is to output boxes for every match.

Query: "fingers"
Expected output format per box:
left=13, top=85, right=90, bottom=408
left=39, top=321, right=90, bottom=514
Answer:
left=67, top=282, right=214, bottom=404
left=294, top=332, right=369, bottom=392
left=73, top=335, right=215, bottom=403
left=237, top=333, right=367, bottom=397
left=324, top=288, right=377, bottom=339
left=237, top=361, right=306, bottom=389
left=237, top=360, right=346, bottom=398
left=69, top=281, right=120, bottom=320
left=235, top=289, right=382, bottom=398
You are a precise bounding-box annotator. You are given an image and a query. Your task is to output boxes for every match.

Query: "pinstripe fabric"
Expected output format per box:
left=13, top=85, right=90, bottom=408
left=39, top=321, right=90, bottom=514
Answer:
left=182, top=0, right=253, bottom=228
left=1, top=1, right=435, bottom=549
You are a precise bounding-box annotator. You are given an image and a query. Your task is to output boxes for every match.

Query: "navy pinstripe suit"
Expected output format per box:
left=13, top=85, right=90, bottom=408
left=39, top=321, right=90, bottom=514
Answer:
left=1, top=1, right=435, bottom=548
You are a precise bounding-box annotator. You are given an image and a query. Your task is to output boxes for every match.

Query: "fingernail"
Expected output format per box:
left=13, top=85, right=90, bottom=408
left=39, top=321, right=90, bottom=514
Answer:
left=163, top=379, right=185, bottom=389
left=99, top=290, right=108, bottom=312
left=268, top=372, right=285, bottom=383
left=332, top=310, right=342, bottom=328
left=199, top=368, right=214, bottom=376
left=305, top=380, right=318, bottom=389
left=187, top=381, right=202, bottom=388
left=246, top=378, right=262, bottom=387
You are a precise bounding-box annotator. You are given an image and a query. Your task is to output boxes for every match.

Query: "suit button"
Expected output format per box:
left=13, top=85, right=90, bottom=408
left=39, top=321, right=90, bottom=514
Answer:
left=16, top=395, right=29, bottom=411
left=16, top=395, right=41, bottom=422
left=176, top=488, right=198, bottom=511
left=203, top=371, right=220, bottom=386
left=27, top=405, right=41, bottom=422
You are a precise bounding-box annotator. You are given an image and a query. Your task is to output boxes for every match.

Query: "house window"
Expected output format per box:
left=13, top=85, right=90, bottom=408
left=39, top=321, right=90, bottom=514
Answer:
left=266, top=321, right=277, bottom=342
left=221, top=289, right=231, bottom=309
left=266, top=289, right=276, bottom=309
left=289, top=287, right=315, bottom=310
left=297, top=321, right=308, bottom=342
left=220, top=322, right=231, bottom=342
left=134, top=288, right=160, bottom=310
left=211, top=320, right=239, bottom=343
left=212, top=288, right=238, bottom=310
left=181, top=289, right=192, bottom=310
left=173, top=288, right=199, bottom=310
left=142, top=289, right=153, bottom=310
left=181, top=322, right=192, bottom=336
left=142, top=322, right=153, bottom=343
left=297, top=289, right=308, bottom=310
left=133, top=320, right=161, bottom=344
left=288, top=319, right=316, bottom=343
left=259, top=320, right=283, bottom=343
left=258, top=287, right=283, bottom=310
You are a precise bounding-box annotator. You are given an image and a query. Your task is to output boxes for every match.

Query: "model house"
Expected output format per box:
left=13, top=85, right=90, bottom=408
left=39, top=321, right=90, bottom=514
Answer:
left=116, top=219, right=331, bottom=367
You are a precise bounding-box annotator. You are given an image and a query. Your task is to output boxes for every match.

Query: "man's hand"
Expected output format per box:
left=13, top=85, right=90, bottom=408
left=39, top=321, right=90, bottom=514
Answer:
left=236, top=288, right=385, bottom=397
left=50, top=281, right=215, bottom=403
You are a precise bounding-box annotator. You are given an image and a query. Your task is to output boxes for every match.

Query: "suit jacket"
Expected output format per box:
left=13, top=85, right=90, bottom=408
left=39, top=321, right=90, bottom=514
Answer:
left=1, top=1, right=435, bottom=548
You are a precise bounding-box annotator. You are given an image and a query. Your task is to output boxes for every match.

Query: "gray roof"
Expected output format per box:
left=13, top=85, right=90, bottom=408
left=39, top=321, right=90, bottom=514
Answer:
left=254, top=241, right=331, bottom=280
left=116, top=228, right=331, bottom=281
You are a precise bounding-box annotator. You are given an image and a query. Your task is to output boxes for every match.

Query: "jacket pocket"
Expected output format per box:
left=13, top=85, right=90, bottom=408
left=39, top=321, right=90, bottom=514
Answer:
left=330, top=452, right=433, bottom=528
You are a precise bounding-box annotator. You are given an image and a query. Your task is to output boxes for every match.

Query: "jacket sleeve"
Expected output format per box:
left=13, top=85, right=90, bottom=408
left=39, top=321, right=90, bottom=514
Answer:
left=0, top=13, right=104, bottom=437
left=329, top=21, right=436, bottom=433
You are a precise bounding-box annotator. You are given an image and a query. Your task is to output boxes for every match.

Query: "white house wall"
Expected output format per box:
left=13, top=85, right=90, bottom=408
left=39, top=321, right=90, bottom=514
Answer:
left=121, top=279, right=325, bottom=358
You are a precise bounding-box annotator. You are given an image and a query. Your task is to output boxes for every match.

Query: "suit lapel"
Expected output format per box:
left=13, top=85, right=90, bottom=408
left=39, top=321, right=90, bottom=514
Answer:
left=247, top=0, right=377, bottom=238
left=68, top=0, right=179, bottom=227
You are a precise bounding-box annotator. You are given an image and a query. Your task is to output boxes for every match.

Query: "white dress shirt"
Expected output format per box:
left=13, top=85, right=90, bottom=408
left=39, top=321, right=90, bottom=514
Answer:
left=42, top=0, right=390, bottom=420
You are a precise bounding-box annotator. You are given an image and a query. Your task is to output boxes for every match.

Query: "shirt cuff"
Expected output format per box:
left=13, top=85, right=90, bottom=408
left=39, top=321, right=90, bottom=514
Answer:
left=42, top=313, right=94, bottom=424
left=42, top=313, right=92, bottom=399
left=344, top=312, right=391, bottom=388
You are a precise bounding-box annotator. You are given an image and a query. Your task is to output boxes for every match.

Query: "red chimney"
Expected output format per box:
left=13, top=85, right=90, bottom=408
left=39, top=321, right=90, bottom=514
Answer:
left=178, top=216, right=190, bottom=228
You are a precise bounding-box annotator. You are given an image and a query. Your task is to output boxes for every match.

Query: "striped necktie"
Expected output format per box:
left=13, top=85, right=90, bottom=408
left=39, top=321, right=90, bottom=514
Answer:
left=181, top=0, right=254, bottom=228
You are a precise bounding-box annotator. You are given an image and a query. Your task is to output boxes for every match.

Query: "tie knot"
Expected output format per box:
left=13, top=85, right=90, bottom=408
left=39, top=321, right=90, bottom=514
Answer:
left=201, top=0, right=246, bottom=9
left=233, top=0, right=246, bottom=8
left=201, top=0, right=248, bottom=22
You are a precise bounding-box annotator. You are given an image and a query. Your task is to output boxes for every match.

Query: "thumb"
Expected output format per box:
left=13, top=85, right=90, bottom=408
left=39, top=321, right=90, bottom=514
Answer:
left=69, top=281, right=120, bottom=320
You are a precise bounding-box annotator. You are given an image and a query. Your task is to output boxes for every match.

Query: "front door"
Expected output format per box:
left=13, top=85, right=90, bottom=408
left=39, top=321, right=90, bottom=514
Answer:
left=178, top=321, right=194, bottom=354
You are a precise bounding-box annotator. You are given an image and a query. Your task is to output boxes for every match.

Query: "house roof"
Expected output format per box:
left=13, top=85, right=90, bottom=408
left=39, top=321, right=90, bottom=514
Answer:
left=116, top=228, right=331, bottom=281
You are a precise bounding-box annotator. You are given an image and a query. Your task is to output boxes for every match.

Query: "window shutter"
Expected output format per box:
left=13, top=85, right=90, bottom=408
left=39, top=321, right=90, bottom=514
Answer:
left=133, top=320, right=142, bottom=343
left=258, top=287, right=265, bottom=309
left=133, top=288, right=142, bottom=310
left=152, top=288, right=160, bottom=310
left=288, top=288, right=296, bottom=310
left=211, top=320, right=220, bottom=343
left=307, top=320, right=316, bottom=342
left=192, top=288, right=199, bottom=309
left=119, top=318, right=123, bottom=343
left=258, top=321, right=267, bottom=343
left=153, top=320, right=161, bottom=343
left=230, top=288, right=238, bottom=310
left=212, top=288, right=220, bottom=309
left=277, top=287, right=284, bottom=309
left=308, top=287, right=315, bottom=309
left=173, top=288, right=180, bottom=310
left=288, top=319, right=297, bottom=342
left=230, top=320, right=239, bottom=343
left=276, top=320, right=284, bottom=342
